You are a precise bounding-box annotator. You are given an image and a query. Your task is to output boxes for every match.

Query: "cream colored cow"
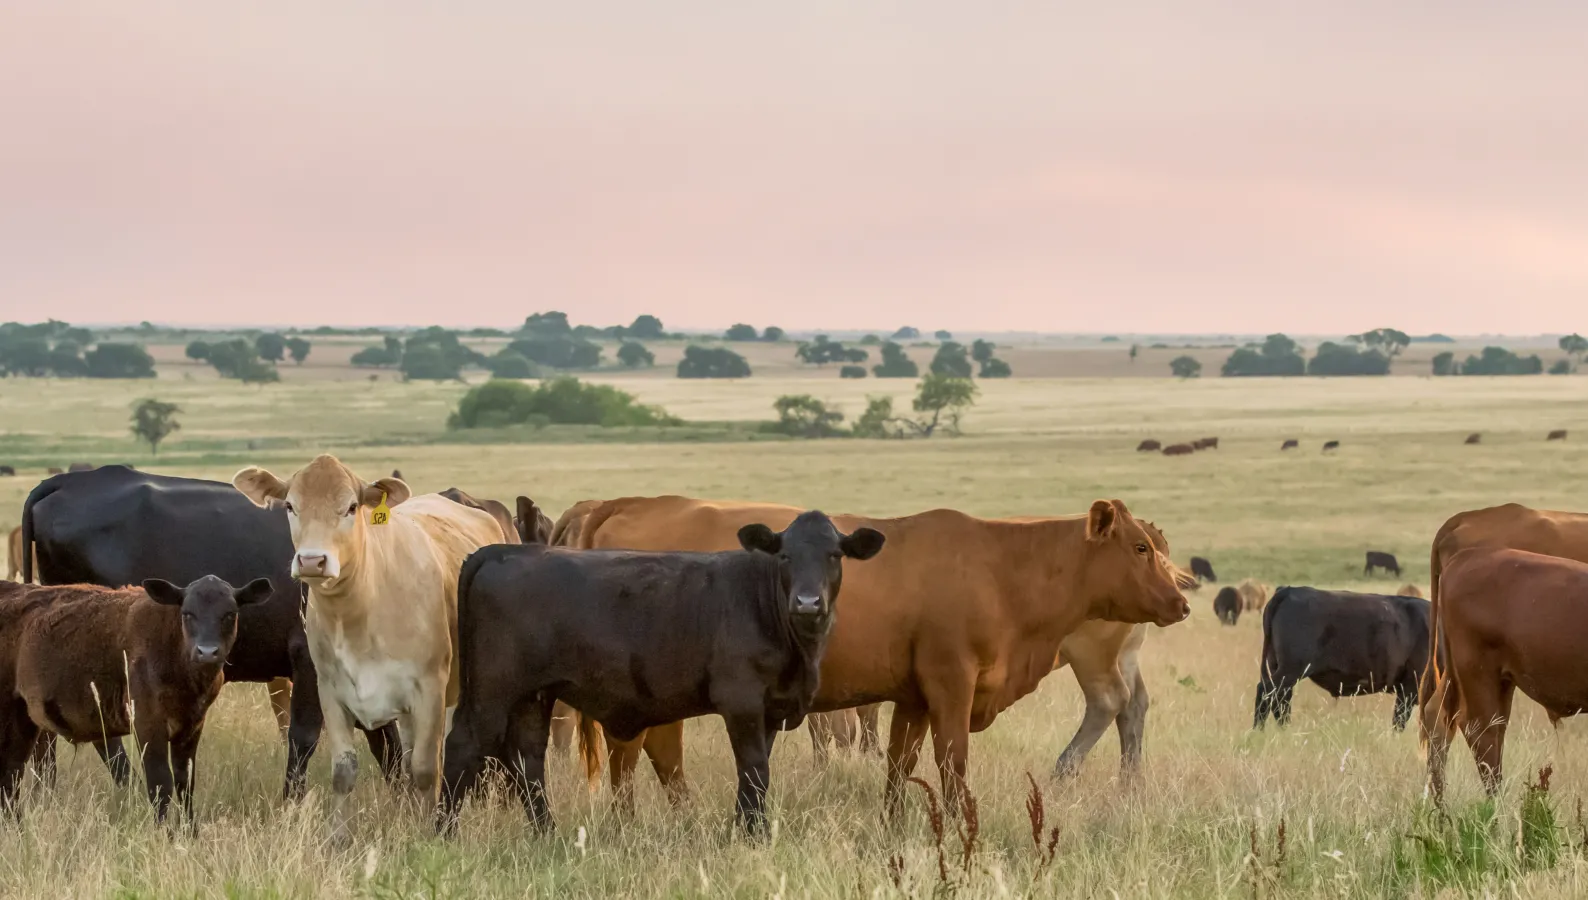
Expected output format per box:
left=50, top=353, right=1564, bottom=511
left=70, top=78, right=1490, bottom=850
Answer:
left=233, top=455, right=500, bottom=841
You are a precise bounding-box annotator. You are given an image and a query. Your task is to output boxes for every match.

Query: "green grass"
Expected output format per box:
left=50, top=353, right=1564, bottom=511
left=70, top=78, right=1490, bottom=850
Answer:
left=2, top=374, right=1587, bottom=897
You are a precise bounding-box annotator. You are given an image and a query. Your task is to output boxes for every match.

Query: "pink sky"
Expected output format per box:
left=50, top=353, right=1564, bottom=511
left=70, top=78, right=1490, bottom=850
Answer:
left=2, top=3, right=1585, bottom=334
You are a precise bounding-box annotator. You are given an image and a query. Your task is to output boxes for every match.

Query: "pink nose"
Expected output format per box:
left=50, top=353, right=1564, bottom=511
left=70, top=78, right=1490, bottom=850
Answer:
left=296, top=552, right=328, bottom=574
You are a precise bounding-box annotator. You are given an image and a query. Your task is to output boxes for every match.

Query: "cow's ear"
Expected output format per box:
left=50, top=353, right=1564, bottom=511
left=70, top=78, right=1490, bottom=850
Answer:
left=233, top=467, right=289, bottom=508
left=233, top=577, right=274, bottom=606
left=142, top=578, right=186, bottom=606
left=839, top=527, right=886, bottom=561
left=361, top=477, right=411, bottom=508
left=516, top=497, right=543, bottom=544
left=1085, top=499, right=1117, bottom=542
left=738, top=523, right=782, bottom=555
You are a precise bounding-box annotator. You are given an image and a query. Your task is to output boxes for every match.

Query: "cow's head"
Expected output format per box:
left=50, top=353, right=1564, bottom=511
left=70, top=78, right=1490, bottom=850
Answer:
left=232, top=455, right=410, bottom=583
left=143, top=575, right=273, bottom=666
left=1079, top=500, right=1192, bottom=627
left=738, top=510, right=885, bottom=628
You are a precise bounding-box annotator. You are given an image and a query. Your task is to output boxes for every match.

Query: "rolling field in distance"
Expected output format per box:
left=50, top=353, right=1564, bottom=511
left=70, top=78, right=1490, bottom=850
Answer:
left=2, top=371, right=1587, bottom=897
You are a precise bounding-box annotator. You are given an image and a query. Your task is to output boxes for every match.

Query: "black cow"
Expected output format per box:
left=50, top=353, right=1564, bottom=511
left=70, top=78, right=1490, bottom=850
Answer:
left=441, top=509, right=886, bottom=835
left=0, top=466, right=14, bottom=477
left=1190, top=556, right=1217, bottom=583
left=1364, top=551, right=1401, bottom=577
left=1322, top=440, right=1340, bottom=452
left=1280, top=439, right=1299, bottom=451
left=20, top=466, right=401, bottom=798
left=1213, top=586, right=1240, bottom=625
left=1253, top=587, right=1429, bottom=730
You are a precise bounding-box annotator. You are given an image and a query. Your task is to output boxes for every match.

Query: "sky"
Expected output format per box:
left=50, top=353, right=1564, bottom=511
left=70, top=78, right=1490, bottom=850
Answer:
left=1, top=3, right=1585, bottom=334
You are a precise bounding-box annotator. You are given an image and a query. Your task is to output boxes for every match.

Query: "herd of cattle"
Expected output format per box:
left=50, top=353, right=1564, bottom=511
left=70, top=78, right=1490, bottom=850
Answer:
left=1, top=461, right=1585, bottom=839
left=1137, top=430, right=1567, bottom=456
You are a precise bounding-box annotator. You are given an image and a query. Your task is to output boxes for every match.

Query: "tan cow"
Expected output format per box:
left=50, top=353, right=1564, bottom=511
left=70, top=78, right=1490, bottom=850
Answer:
left=232, top=455, right=500, bottom=840
left=1419, top=502, right=1588, bottom=793
left=1236, top=578, right=1270, bottom=612
left=564, top=495, right=1190, bottom=814
left=1396, top=584, right=1424, bottom=599
left=7, top=526, right=26, bottom=583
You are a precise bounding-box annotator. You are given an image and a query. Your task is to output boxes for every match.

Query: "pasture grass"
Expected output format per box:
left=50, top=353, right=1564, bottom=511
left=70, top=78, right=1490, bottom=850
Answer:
left=2, top=373, right=1587, bottom=897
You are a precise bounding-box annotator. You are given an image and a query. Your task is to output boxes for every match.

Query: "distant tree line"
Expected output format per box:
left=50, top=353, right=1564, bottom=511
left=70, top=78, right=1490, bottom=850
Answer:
left=790, top=333, right=1011, bottom=379
left=1, top=320, right=156, bottom=379
left=769, top=373, right=979, bottom=439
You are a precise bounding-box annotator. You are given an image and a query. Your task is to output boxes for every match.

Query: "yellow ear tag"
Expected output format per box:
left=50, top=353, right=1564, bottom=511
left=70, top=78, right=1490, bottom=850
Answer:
left=370, top=493, right=390, bottom=526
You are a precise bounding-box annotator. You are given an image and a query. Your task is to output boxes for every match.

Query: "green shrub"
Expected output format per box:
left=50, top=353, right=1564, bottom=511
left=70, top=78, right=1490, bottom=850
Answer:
left=840, top=365, right=867, bottom=379
left=929, top=342, right=972, bottom=378
left=770, top=395, right=846, bottom=437
left=618, top=341, right=655, bottom=368
left=677, top=345, right=751, bottom=378
left=872, top=341, right=918, bottom=378
left=449, top=377, right=676, bottom=429
left=507, top=335, right=601, bottom=369
left=486, top=350, right=538, bottom=379
left=1459, top=346, right=1543, bottom=376
left=1307, top=342, right=1390, bottom=376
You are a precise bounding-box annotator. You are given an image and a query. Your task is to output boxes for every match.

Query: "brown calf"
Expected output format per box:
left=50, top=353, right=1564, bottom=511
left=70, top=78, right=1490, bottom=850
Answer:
left=1162, top=443, right=1195, bottom=456
left=0, top=576, right=272, bottom=821
left=1322, top=440, right=1340, bottom=452
left=1464, top=433, right=1481, bottom=445
left=1547, top=430, right=1567, bottom=441
left=1193, top=437, right=1219, bottom=450
left=1281, top=439, right=1299, bottom=450
left=1426, top=549, right=1588, bottom=801
left=1136, top=439, right=1161, bottom=452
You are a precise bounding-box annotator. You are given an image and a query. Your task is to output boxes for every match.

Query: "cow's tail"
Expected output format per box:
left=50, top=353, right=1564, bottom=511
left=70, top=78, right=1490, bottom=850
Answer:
left=1419, top=521, right=1456, bottom=753
left=20, top=473, right=67, bottom=583
left=453, top=548, right=491, bottom=698
left=574, top=710, right=604, bottom=793
left=1259, top=586, right=1287, bottom=677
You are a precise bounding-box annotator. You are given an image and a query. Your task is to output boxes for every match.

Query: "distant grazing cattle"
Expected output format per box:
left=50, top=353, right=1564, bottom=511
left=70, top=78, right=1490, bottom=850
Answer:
left=1254, top=587, right=1429, bottom=731
left=1426, top=549, right=1588, bottom=800
left=1136, top=439, right=1162, bottom=452
left=514, top=497, right=556, bottom=546
left=1281, top=440, right=1299, bottom=450
left=0, top=576, right=273, bottom=821
left=0, top=466, right=14, bottom=477
left=1547, top=430, right=1567, bottom=441
left=1190, top=556, right=1217, bottom=583
left=557, top=494, right=1192, bottom=816
left=438, top=487, right=519, bottom=545
left=440, top=511, right=887, bottom=833
left=1418, top=503, right=1588, bottom=775
left=1236, top=579, right=1271, bottom=612
left=1322, top=441, right=1340, bottom=452
left=7, top=527, right=33, bottom=583
left=67, top=463, right=94, bottom=473
left=233, top=455, right=501, bottom=842
left=1364, top=551, right=1401, bottom=577
left=1162, top=443, right=1195, bottom=456
left=21, top=465, right=403, bottom=798
left=1193, top=437, right=1220, bottom=450
left=390, top=469, right=404, bottom=480
left=45, top=468, right=62, bottom=475
left=1396, top=583, right=1424, bottom=599
left=1464, top=433, right=1481, bottom=445
left=1213, top=587, right=1241, bottom=625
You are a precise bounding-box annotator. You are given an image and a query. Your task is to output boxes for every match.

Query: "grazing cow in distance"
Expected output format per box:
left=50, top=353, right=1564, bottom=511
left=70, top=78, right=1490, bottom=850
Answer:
left=233, top=455, right=502, bottom=843
left=514, top=496, right=555, bottom=545
left=1547, top=430, right=1567, bottom=441
left=560, top=494, right=1193, bottom=816
left=1136, top=439, right=1162, bottom=452
left=1213, top=587, right=1240, bottom=625
left=1364, top=551, right=1401, bottom=577
left=46, top=468, right=62, bottom=475
left=1322, top=440, right=1340, bottom=452
left=1236, top=579, right=1270, bottom=612
left=20, top=465, right=404, bottom=797
left=438, top=487, right=518, bottom=544
left=1193, top=437, right=1219, bottom=450
left=1254, top=587, right=1429, bottom=731
left=67, top=463, right=93, bottom=473
left=1190, top=556, right=1217, bottom=583
left=0, top=576, right=273, bottom=821
left=1281, top=440, right=1298, bottom=450
left=441, top=511, right=887, bottom=834
left=390, top=469, right=404, bottom=480
left=1396, top=584, right=1424, bottom=599
left=1464, top=433, right=1481, bottom=445
left=1162, top=443, right=1195, bottom=456
left=0, top=466, right=14, bottom=477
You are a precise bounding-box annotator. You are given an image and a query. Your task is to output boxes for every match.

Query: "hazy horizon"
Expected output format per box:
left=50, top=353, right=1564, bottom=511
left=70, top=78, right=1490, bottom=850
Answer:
left=3, top=3, right=1585, bottom=333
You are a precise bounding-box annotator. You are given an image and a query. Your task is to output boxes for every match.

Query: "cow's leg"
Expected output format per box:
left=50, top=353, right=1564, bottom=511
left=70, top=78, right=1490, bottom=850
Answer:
left=722, top=710, right=772, bottom=835
left=137, top=737, right=176, bottom=824
left=319, top=682, right=360, bottom=845
left=267, top=678, right=292, bottom=739
left=857, top=704, right=882, bottom=755
left=29, top=732, right=57, bottom=788
left=1391, top=677, right=1418, bottom=731
left=170, top=724, right=203, bottom=828
left=808, top=712, right=836, bottom=764
left=926, top=693, right=973, bottom=816
left=93, top=738, right=131, bottom=786
left=361, top=723, right=403, bottom=784
left=642, top=721, right=690, bottom=806
left=406, top=681, right=448, bottom=808
left=1270, top=677, right=1296, bottom=727
left=0, top=705, right=39, bottom=816
left=1463, top=678, right=1514, bottom=797
left=505, top=696, right=555, bottom=831
left=1424, top=674, right=1461, bottom=805
left=440, top=693, right=508, bottom=834
left=283, top=638, right=323, bottom=801
left=606, top=732, right=646, bottom=814
left=549, top=700, right=577, bottom=757
left=883, top=703, right=930, bottom=820
left=1054, top=646, right=1131, bottom=779
left=1115, top=665, right=1149, bottom=779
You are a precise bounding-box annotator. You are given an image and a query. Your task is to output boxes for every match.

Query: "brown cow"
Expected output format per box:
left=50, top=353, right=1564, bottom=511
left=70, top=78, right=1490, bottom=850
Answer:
left=1547, top=430, right=1567, bottom=441
left=1236, top=578, right=1270, bottom=612
left=1419, top=503, right=1588, bottom=790
left=46, top=468, right=63, bottom=476
left=1136, top=440, right=1161, bottom=452
left=1464, top=433, right=1481, bottom=445
left=1281, top=439, right=1299, bottom=450
left=1396, top=584, right=1424, bottom=599
left=7, top=527, right=30, bottom=583
left=1426, top=549, right=1588, bottom=800
left=1162, top=444, right=1195, bottom=456
left=514, top=497, right=555, bottom=545
left=565, top=495, right=1191, bottom=814
left=438, top=488, right=519, bottom=545
left=1193, top=437, right=1219, bottom=450
left=0, top=576, right=272, bottom=820
left=67, top=463, right=94, bottom=473
left=1322, top=441, right=1340, bottom=452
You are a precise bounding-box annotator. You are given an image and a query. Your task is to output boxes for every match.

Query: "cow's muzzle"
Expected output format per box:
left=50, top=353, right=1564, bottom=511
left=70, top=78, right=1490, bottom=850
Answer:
left=293, top=551, right=338, bottom=580
left=792, top=593, right=823, bottom=616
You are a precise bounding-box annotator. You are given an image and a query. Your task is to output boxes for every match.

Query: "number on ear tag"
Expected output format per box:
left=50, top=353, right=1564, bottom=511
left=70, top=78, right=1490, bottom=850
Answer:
left=371, top=492, right=390, bottom=526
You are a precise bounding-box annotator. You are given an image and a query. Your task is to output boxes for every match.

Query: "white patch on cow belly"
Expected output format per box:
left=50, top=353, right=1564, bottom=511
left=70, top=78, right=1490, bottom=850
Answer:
left=324, top=655, right=423, bottom=731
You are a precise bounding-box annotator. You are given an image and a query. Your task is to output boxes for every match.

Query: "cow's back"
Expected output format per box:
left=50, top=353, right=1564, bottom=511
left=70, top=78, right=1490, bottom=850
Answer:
left=1434, top=504, right=1588, bottom=578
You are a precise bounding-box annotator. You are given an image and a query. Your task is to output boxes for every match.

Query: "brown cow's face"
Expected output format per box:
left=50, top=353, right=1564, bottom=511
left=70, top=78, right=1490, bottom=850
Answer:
left=233, top=455, right=411, bottom=583
left=738, top=510, right=886, bottom=627
left=1081, top=500, right=1192, bottom=627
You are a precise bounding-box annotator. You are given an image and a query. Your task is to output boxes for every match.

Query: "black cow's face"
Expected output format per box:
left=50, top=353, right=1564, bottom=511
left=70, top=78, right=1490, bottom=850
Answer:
left=738, top=510, right=885, bottom=622
left=143, top=575, right=274, bottom=666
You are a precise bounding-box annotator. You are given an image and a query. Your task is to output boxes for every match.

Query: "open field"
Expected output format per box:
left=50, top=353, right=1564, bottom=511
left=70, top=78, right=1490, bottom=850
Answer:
left=3, top=374, right=1588, bottom=897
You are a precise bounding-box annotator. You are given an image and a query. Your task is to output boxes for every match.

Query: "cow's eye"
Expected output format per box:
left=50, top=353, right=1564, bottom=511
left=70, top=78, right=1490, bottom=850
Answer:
left=1134, top=543, right=1150, bottom=555
left=284, top=501, right=295, bottom=514
left=346, top=503, right=358, bottom=516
